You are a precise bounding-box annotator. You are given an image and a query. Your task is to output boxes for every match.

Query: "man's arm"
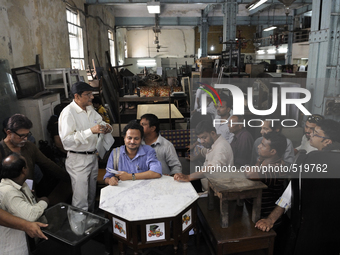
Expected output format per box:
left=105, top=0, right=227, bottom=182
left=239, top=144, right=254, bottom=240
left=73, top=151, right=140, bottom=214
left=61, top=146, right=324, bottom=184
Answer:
left=3, top=186, right=48, bottom=222
left=0, top=209, right=48, bottom=239
left=166, top=144, right=182, bottom=175
left=255, top=206, right=285, bottom=232
left=117, top=170, right=161, bottom=181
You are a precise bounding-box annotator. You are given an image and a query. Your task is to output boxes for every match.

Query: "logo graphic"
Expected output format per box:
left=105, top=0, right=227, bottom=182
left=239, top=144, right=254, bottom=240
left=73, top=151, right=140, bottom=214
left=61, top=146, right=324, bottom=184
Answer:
left=197, top=82, right=222, bottom=115
left=201, top=84, right=311, bottom=116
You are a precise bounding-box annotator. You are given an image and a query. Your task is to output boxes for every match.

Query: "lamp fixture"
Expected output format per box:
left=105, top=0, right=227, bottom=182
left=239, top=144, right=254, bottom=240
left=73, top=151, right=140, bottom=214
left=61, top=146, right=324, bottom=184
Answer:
left=246, top=0, right=268, bottom=11
left=263, top=26, right=277, bottom=31
left=147, top=1, right=160, bottom=14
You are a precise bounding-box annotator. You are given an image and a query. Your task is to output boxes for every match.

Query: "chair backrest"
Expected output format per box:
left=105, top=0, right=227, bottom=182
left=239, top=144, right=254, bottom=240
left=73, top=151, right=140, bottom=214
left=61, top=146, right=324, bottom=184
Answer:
left=159, top=129, right=196, bottom=151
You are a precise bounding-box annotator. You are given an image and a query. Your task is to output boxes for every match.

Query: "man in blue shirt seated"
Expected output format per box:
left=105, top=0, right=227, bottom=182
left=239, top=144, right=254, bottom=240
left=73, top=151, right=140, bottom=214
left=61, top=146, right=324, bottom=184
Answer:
left=104, top=121, right=162, bottom=186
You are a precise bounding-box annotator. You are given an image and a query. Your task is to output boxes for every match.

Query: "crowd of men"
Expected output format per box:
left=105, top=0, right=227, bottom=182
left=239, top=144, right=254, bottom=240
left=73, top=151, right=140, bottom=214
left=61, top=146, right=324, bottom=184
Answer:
left=1, top=81, right=339, bottom=255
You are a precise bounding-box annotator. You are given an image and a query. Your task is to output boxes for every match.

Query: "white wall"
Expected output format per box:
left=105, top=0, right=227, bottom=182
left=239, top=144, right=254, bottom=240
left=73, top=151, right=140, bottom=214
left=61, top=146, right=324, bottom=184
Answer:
left=292, top=42, right=309, bottom=59
left=126, top=28, right=195, bottom=58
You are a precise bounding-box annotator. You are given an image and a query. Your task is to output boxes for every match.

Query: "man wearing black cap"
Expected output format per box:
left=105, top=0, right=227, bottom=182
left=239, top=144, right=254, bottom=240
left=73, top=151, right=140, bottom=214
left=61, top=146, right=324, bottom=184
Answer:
left=59, top=82, right=112, bottom=211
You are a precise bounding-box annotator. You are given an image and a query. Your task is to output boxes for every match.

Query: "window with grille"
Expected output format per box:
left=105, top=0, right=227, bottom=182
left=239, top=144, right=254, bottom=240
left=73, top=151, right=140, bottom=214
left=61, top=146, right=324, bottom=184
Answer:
left=108, top=30, right=116, bottom=66
left=66, top=9, right=85, bottom=70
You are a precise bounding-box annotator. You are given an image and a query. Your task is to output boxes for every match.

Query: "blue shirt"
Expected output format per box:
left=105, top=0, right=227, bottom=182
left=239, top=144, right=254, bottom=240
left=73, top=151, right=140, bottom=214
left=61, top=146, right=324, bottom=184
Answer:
left=104, top=145, right=162, bottom=180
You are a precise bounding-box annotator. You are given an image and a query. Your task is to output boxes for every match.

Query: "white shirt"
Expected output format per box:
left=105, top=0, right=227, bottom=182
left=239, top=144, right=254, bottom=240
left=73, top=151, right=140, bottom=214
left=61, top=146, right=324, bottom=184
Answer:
left=59, top=100, right=107, bottom=151
left=194, top=87, right=203, bottom=110
left=196, top=101, right=217, bottom=119
left=0, top=179, right=48, bottom=255
left=295, top=135, right=317, bottom=154
left=214, top=115, right=234, bottom=144
left=201, top=135, right=234, bottom=169
left=276, top=181, right=292, bottom=211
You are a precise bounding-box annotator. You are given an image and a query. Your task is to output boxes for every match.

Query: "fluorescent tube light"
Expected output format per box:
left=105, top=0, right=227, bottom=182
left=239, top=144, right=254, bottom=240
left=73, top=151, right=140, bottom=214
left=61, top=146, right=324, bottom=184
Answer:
left=147, top=2, right=160, bottom=14
left=137, top=59, right=156, bottom=67
left=247, top=0, right=268, bottom=11
left=263, top=26, right=277, bottom=32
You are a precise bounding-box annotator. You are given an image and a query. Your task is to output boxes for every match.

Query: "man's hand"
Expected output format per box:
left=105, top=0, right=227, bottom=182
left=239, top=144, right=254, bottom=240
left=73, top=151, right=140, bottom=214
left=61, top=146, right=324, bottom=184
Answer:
left=24, top=222, right=48, bottom=240
left=104, top=124, right=112, bottom=134
left=108, top=177, right=119, bottom=186
left=255, top=218, right=274, bottom=232
left=37, top=197, right=49, bottom=205
left=91, top=124, right=108, bottom=134
left=115, top=171, right=131, bottom=181
left=174, top=173, right=190, bottom=182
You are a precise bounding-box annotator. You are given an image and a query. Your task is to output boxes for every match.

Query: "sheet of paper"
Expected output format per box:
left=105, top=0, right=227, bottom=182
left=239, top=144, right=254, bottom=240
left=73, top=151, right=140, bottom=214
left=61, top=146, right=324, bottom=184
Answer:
left=96, top=133, right=115, bottom=159
left=107, top=168, right=120, bottom=174
left=25, top=179, right=33, bottom=190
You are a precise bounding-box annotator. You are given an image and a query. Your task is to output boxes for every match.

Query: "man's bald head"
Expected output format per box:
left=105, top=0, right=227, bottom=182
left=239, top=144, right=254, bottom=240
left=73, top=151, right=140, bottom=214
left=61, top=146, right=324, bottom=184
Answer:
left=1, top=153, right=27, bottom=179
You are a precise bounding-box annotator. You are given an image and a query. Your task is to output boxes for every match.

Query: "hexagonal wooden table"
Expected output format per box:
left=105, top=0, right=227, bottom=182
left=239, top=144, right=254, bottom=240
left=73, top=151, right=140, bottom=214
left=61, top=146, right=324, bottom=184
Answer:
left=100, top=176, right=199, bottom=255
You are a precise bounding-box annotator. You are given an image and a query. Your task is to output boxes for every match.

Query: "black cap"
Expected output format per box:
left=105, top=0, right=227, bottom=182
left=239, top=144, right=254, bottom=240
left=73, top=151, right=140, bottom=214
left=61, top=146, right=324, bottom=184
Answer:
left=71, top=81, right=96, bottom=95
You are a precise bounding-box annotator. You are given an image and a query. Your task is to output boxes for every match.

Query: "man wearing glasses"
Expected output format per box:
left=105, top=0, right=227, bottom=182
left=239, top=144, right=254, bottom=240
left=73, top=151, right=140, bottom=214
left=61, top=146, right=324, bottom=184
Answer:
left=294, top=114, right=324, bottom=155
left=0, top=114, right=70, bottom=204
left=59, top=81, right=112, bottom=212
left=255, top=119, right=340, bottom=254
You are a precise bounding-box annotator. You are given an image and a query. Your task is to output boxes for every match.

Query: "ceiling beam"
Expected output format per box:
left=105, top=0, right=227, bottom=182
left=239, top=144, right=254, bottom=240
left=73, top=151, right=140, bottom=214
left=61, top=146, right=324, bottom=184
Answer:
left=86, top=0, right=311, bottom=4
left=294, top=4, right=312, bottom=16
left=115, top=15, right=292, bottom=26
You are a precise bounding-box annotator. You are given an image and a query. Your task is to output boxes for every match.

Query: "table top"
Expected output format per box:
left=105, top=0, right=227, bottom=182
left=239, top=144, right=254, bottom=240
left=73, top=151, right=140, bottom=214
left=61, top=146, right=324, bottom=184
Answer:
left=198, top=197, right=275, bottom=241
left=41, top=203, right=109, bottom=246
left=137, top=104, right=184, bottom=119
left=208, top=173, right=267, bottom=194
left=99, top=176, right=199, bottom=221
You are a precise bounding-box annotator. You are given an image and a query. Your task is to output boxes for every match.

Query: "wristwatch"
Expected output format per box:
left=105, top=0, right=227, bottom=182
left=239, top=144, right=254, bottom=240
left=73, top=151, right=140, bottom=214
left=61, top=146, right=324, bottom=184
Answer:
left=132, top=173, right=136, bottom=181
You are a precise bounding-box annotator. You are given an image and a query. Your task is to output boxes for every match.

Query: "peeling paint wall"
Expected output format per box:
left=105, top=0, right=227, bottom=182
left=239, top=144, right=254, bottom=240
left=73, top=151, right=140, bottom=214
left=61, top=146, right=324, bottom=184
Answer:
left=127, top=28, right=195, bottom=58
left=0, top=0, right=115, bottom=70
left=86, top=4, right=115, bottom=68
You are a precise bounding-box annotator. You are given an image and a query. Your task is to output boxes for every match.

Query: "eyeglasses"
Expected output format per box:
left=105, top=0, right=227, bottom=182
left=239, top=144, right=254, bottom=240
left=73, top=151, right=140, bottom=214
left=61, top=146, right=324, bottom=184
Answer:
left=12, top=130, right=32, bottom=139
left=307, top=114, right=324, bottom=123
left=312, top=133, right=330, bottom=140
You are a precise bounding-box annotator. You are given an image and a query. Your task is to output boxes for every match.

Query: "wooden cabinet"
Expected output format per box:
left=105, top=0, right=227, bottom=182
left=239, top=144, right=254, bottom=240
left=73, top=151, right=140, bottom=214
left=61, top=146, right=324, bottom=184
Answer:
left=17, top=93, right=60, bottom=143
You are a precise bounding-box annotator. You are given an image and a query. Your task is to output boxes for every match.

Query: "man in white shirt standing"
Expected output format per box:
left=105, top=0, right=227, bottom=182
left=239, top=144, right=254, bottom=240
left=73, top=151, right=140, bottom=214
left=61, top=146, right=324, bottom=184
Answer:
left=59, top=82, right=112, bottom=212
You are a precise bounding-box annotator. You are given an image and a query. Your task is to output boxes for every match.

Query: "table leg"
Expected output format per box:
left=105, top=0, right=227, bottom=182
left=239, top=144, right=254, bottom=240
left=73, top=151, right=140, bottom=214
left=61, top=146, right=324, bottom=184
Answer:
left=104, top=228, right=113, bottom=255
left=182, top=231, right=189, bottom=255
left=220, top=199, right=229, bottom=228
left=118, top=241, right=125, bottom=255
left=208, top=187, right=214, bottom=211
left=252, top=191, right=262, bottom=223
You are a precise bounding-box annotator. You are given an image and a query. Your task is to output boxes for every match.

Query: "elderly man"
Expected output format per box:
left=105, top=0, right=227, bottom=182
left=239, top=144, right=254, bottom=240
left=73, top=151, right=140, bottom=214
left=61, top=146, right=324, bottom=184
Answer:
left=294, top=114, right=324, bottom=155
left=228, top=115, right=254, bottom=167
left=0, top=154, right=49, bottom=254
left=59, top=81, right=112, bottom=212
left=0, top=114, right=70, bottom=205
left=174, top=120, right=234, bottom=186
left=140, top=113, right=182, bottom=176
left=250, top=116, right=294, bottom=166
left=104, top=121, right=162, bottom=186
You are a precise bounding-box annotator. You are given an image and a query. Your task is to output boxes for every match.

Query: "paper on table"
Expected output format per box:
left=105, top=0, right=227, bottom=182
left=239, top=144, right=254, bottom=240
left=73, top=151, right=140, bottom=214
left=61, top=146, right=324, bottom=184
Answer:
left=107, top=168, right=120, bottom=174
left=96, top=133, right=115, bottom=159
left=25, top=179, right=33, bottom=190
